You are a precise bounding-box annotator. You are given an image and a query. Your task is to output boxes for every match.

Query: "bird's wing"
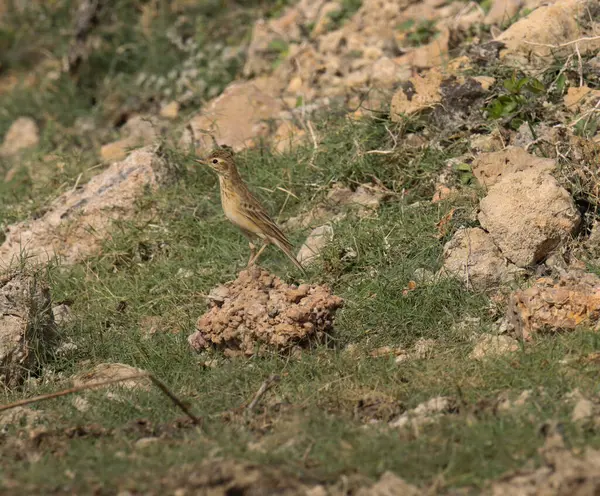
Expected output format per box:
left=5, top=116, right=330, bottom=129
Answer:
left=238, top=190, right=294, bottom=251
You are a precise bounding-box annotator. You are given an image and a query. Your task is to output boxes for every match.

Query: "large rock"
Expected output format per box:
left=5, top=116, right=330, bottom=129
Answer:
left=497, top=0, right=600, bottom=68
left=188, top=266, right=343, bottom=356
left=472, top=147, right=555, bottom=188
left=0, top=147, right=176, bottom=266
left=441, top=227, right=521, bottom=291
left=100, top=115, right=163, bottom=163
left=507, top=271, right=600, bottom=340
left=0, top=271, right=55, bottom=388
left=478, top=169, right=580, bottom=267
left=184, top=79, right=284, bottom=152
left=0, top=117, right=39, bottom=157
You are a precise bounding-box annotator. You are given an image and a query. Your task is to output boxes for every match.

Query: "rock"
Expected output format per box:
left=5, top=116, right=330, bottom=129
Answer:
left=159, top=101, right=180, bottom=120
left=441, top=227, right=521, bottom=291
left=73, top=363, right=150, bottom=391
left=188, top=266, right=343, bottom=356
left=297, top=224, right=334, bottom=266
left=370, top=56, right=411, bottom=88
left=184, top=79, right=284, bottom=153
left=472, top=147, right=556, bottom=188
left=100, top=115, right=162, bottom=162
left=391, top=68, right=444, bottom=118
left=52, top=304, right=72, bottom=325
left=356, top=472, right=421, bottom=496
left=564, top=85, right=600, bottom=113
left=497, top=390, right=532, bottom=412
left=507, top=271, right=600, bottom=340
left=284, top=182, right=389, bottom=230
left=0, top=147, right=176, bottom=266
left=572, top=397, right=594, bottom=423
left=484, top=0, right=544, bottom=25
left=488, top=425, right=600, bottom=495
left=272, top=120, right=306, bottom=153
left=390, top=396, right=454, bottom=429
left=497, top=0, right=600, bottom=69
left=0, top=271, right=55, bottom=388
left=469, top=334, right=519, bottom=360
left=479, top=169, right=580, bottom=267
left=0, top=406, right=47, bottom=430
left=0, top=117, right=39, bottom=157
left=470, top=130, right=506, bottom=153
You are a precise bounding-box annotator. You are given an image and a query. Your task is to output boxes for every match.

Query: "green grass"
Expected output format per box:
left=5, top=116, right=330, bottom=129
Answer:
left=3, top=111, right=600, bottom=492
left=2, top=1, right=600, bottom=494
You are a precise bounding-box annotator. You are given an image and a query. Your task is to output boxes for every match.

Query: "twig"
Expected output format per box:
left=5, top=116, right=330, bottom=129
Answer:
left=306, top=120, right=320, bottom=169
left=523, top=35, right=600, bottom=49
left=575, top=42, right=583, bottom=87
left=0, top=373, right=203, bottom=427
left=365, top=125, right=398, bottom=155
left=246, top=374, right=280, bottom=412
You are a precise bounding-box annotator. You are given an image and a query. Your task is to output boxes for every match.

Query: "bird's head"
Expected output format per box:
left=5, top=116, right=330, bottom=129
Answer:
left=196, top=147, right=236, bottom=178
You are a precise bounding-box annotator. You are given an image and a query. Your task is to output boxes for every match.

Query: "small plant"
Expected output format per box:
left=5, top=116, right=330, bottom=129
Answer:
left=574, top=116, right=599, bottom=138
left=404, top=20, right=438, bottom=47
left=485, top=73, right=546, bottom=130
left=454, top=162, right=475, bottom=185
left=267, top=38, right=289, bottom=69
left=326, top=0, right=363, bottom=31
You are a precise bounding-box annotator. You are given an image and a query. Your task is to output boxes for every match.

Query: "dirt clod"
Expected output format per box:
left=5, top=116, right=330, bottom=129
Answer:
left=189, top=266, right=343, bottom=356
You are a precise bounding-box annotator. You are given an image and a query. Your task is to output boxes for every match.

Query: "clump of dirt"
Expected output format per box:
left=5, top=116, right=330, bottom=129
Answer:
left=188, top=266, right=343, bottom=356
left=507, top=270, right=600, bottom=340
left=488, top=422, right=600, bottom=495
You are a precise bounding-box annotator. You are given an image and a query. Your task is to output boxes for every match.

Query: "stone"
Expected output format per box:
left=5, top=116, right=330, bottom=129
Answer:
left=159, top=101, right=180, bottom=120
left=507, top=271, right=600, bottom=340
left=356, top=472, right=421, bottom=496
left=189, top=266, right=343, bottom=356
left=478, top=169, right=580, bottom=267
left=272, top=120, right=306, bottom=153
left=390, top=396, right=454, bottom=429
left=472, top=147, right=555, bottom=188
left=441, top=227, right=521, bottom=291
left=73, top=363, right=150, bottom=391
left=0, top=147, right=177, bottom=266
left=497, top=0, right=600, bottom=69
left=0, top=117, right=39, bottom=157
left=572, top=397, right=594, bottom=423
left=391, top=68, right=444, bottom=118
left=370, top=56, right=411, bottom=88
left=52, top=304, right=72, bottom=325
left=0, top=271, right=55, bottom=388
left=184, top=79, right=284, bottom=152
left=100, top=115, right=162, bottom=162
left=484, top=0, right=544, bottom=25
left=564, top=85, right=600, bottom=113
left=469, top=334, right=519, bottom=360
left=297, top=224, right=334, bottom=266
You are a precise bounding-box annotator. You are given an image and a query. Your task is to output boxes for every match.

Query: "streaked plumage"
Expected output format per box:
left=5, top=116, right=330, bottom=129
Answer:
left=196, top=148, right=305, bottom=273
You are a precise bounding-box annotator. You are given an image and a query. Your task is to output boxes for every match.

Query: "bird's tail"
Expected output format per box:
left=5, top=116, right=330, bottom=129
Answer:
left=274, top=240, right=307, bottom=275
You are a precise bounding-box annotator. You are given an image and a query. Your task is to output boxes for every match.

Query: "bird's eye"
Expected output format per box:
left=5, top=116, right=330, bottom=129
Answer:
left=212, top=159, right=218, bottom=164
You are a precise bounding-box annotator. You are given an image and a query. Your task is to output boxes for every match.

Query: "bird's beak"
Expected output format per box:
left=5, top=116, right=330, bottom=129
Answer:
left=195, top=158, right=207, bottom=166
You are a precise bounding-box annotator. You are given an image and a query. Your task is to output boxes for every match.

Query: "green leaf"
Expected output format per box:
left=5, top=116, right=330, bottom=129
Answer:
left=556, top=73, right=567, bottom=94
left=455, top=163, right=472, bottom=172
left=525, top=78, right=545, bottom=94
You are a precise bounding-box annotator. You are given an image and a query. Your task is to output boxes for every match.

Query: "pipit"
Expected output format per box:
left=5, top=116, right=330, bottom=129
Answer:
left=197, top=147, right=306, bottom=273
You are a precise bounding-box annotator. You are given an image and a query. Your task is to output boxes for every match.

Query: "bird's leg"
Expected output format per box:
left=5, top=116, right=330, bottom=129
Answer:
left=247, top=241, right=257, bottom=267
left=251, top=242, right=268, bottom=265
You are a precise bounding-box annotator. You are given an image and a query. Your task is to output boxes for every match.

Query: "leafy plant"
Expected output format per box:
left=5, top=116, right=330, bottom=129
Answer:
left=405, top=20, right=438, bottom=47
left=454, top=162, right=475, bottom=185
left=485, top=73, right=546, bottom=130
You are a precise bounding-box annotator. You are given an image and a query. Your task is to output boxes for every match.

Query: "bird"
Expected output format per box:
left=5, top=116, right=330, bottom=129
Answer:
left=196, top=147, right=306, bottom=274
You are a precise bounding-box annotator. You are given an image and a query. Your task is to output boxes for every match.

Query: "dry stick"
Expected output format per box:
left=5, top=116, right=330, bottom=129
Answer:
left=246, top=374, right=280, bottom=412
left=0, top=373, right=203, bottom=427
left=523, top=35, right=600, bottom=49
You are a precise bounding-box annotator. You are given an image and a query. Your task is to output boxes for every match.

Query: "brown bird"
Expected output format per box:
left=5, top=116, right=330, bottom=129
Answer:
left=196, top=147, right=305, bottom=273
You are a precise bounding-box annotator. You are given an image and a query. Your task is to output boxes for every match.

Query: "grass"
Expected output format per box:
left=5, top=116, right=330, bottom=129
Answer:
left=2, top=1, right=600, bottom=494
